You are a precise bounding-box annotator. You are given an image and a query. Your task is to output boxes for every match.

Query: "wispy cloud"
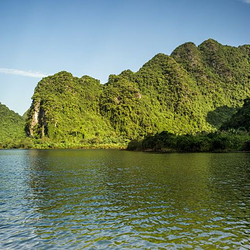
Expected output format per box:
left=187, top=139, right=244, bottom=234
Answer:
left=242, top=0, right=250, bottom=3
left=0, top=68, right=48, bottom=78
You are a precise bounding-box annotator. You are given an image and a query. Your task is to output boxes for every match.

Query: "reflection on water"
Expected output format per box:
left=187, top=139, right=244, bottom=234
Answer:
left=0, top=150, right=250, bottom=249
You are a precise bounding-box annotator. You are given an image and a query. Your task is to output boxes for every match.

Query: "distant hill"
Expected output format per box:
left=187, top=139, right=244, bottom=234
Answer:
left=24, top=39, right=250, bottom=145
left=0, top=102, right=25, bottom=147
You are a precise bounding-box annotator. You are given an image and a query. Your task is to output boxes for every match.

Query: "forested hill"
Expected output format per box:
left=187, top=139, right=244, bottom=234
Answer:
left=24, top=39, right=250, bottom=146
left=0, top=102, right=25, bottom=148
left=128, top=98, right=250, bottom=153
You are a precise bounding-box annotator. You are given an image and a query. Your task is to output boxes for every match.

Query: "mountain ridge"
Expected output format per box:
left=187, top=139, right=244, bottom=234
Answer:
left=1, top=38, right=250, bottom=148
left=24, top=39, right=250, bottom=146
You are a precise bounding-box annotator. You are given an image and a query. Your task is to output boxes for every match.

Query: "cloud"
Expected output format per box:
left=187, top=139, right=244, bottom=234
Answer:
left=0, top=68, right=48, bottom=78
left=242, top=0, right=250, bottom=3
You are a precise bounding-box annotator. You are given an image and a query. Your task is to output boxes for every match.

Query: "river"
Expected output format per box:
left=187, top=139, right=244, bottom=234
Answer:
left=0, top=149, right=250, bottom=249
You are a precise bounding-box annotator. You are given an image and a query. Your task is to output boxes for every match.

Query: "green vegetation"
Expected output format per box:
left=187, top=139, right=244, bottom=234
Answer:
left=221, top=98, right=250, bottom=132
left=1, top=39, right=250, bottom=149
left=23, top=72, right=126, bottom=148
left=127, top=131, right=250, bottom=152
left=129, top=97, right=250, bottom=152
left=0, top=102, right=25, bottom=148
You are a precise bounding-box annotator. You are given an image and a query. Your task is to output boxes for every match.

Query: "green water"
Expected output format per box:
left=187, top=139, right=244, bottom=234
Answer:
left=0, top=149, right=250, bottom=249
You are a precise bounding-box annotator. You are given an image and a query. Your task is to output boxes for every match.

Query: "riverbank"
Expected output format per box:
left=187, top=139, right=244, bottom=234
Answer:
left=2, top=130, right=250, bottom=152
left=0, top=137, right=127, bottom=150
left=127, top=131, right=250, bottom=153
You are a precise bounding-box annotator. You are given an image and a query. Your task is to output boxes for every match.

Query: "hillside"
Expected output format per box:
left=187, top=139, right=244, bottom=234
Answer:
left=221, top=97, right=250, bottom=132
left=171, top=39, right=250, bottom=128
left=25, top=73, right=124, bottom=146
left=24, top=39, right=250, bottom=146
left=128, top=96, right=250, bottom=152
left=0, top=102, right=25, bottom=148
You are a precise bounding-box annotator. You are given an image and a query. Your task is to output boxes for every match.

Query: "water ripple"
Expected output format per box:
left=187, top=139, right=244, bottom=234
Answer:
left=0, top=150, right=250, bottom=249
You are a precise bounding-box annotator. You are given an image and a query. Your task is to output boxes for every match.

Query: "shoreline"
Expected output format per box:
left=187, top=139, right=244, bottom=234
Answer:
left=1, top=146, right=250, bottom=153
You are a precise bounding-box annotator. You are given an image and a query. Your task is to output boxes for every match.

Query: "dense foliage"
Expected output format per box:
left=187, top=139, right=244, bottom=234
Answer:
left=129, top=97, right=250, bottom=152
left=127, top=131, right=250, bottom=152
left=0, top=102, right=25, bottom=148
left=221, top=98, right=250, bottom=132
left=2, top=39, right=250, bottom=149
left=25, top=72, right=125, bottom=147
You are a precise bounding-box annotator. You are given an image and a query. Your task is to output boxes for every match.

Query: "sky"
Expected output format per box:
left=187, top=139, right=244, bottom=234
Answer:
left=0, top=0, right=250, bottom=115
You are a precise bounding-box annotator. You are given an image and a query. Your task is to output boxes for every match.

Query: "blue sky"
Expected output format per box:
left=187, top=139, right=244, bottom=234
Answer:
left=0, top=0, right=250, bottom=115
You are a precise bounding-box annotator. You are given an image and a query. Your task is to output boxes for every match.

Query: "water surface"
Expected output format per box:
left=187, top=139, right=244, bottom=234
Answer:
left=0, top=150, right=250, bottom=249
